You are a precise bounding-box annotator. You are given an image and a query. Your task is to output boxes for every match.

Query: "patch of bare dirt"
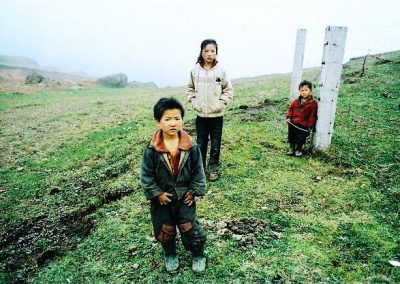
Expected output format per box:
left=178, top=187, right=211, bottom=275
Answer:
left=203, top=217, right=284, bottom=249
left=232, top=99, right=285, bottom=122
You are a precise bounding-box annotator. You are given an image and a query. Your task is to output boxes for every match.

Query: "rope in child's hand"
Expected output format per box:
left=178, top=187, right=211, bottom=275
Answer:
left=287, top=121, right=311, bottom=133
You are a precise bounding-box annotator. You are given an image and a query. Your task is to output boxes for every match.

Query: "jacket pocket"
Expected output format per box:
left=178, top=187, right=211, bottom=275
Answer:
left=209, top=99, right=224, bottom=114
left=191, top=97, right=202, bottom=112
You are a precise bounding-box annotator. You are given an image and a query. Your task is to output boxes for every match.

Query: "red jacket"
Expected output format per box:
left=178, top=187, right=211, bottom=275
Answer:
left=287, top=96, right=318, bottom=128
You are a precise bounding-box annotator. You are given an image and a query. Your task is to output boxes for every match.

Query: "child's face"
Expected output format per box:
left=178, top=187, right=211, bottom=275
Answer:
left=156, top=108, right=183, bottom=137
left=299, top=85, right=312, bottom=99
left=201, top=44, right=217, bottom=64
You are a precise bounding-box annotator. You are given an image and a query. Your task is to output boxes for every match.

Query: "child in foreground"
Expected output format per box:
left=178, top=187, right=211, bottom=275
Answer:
left=140, top=97, right=207, bottom=274
left=286, top=80, right=318, bottom=156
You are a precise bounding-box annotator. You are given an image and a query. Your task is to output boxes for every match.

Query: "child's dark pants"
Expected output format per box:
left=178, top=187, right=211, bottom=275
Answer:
left=288, top=123, right=310, bottom=149
left=151, top=196, right=206, bottom=257
left=195, top=116, right=223, bottom=172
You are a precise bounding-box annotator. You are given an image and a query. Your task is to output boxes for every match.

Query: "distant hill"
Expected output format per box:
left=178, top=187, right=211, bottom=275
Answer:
left=232, top=50, right=400, bottom=85
left=0, top=66, right=87, bottom=84
left=0, top=54, right=157, bottom=88
left=128, top=81, right=158, bottom=88
left=347, top=50, right=400, bottom=62
left=0, top=55, right=40, bottom=69
left=0, top=54, right=89, bottom=84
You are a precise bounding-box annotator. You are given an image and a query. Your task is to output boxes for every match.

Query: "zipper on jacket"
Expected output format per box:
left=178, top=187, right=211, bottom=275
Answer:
left=205, top=69, right=208, bottom=116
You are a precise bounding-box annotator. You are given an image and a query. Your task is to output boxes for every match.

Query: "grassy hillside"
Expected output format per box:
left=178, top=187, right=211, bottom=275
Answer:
left=0, top=52, right=399, bottom=283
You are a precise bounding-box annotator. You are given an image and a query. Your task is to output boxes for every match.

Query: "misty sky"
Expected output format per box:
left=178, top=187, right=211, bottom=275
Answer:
left=1, top=0, right=399, bottom=87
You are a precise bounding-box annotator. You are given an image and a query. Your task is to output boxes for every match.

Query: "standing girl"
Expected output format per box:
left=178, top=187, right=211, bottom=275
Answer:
left=186, top=39, right=233, bottom=181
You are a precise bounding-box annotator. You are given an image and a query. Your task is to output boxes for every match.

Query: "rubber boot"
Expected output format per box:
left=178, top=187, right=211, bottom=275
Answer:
left=192, top=256, right=206, bottom=274
left=165, top=255, right=179, bottom=273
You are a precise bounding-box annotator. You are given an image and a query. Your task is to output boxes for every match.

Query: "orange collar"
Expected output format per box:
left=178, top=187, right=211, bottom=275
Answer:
left=150, top=129, right=192, bottom=153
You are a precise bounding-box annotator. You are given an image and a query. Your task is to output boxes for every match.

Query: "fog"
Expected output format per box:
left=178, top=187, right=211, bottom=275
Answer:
left=1, top=0, right=399, bottom=87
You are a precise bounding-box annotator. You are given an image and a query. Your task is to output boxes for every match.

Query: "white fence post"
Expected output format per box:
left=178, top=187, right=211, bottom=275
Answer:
left=314, top=26, right=348, bottom=151
left=290, top=29, right=307, bottom=101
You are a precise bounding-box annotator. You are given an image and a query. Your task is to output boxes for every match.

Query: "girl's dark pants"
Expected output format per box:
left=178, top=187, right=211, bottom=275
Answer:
left=151, top=197, right=206, bottom=257
left=288, top=123, right=310, bottom=149
left=195, top=115, right=223, bottom=172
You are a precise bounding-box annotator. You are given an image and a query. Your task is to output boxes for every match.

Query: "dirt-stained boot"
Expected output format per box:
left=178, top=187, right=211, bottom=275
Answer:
left=192, top=256, right=206, bottom=274
left=165, top=255, right=179, bottom=273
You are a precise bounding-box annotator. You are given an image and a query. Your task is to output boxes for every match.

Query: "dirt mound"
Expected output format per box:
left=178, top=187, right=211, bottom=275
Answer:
left=203, top=217, right=284, bottom=249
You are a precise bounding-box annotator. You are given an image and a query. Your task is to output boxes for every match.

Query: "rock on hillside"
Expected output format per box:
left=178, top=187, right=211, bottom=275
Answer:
left=25, top=72, right=45, bottom=84
left=96, top=73, right=128, bottom=88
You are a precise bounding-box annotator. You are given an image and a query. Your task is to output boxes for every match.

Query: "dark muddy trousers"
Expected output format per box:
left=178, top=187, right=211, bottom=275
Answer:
left=288, top=123, right=310, bottom=149
left=151, top=197, right=206, bottom=257
left=196, top=115, right=223, bottom=172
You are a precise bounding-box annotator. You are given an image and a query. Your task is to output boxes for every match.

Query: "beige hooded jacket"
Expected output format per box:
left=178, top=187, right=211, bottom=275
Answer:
left=186, top=63, right=233, bottom=118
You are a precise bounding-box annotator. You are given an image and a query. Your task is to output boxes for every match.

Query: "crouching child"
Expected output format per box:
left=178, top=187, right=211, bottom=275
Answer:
left=140, top=97, right=207, bottom=274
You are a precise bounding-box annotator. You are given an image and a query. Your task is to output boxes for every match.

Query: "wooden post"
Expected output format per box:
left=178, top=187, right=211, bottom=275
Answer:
left=290, top=29, right=307, bottom=101
left=314, top=26, right=348, bottom=151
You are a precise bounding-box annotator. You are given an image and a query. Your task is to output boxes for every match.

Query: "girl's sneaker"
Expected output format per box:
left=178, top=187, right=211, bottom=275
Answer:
left=165, top=255, right=179, bottom=273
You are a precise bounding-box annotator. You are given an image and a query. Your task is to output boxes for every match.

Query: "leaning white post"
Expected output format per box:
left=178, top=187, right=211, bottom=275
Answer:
left=290, top=29, right=307, bottom=101
left=314, top=26, right=348, bottom=151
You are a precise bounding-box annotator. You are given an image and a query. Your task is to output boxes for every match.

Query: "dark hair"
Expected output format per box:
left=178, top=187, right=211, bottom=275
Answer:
left=196, top=39, right=218, bottom=65
left=298, top=80, right=313, bottom=90
left=153, top=97, right=185, bottom=121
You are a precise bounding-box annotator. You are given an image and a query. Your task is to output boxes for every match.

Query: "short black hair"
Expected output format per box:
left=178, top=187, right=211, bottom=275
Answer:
left=299, top=80, right=313, bottom=90
left=153, top=97, right=185, bottom=121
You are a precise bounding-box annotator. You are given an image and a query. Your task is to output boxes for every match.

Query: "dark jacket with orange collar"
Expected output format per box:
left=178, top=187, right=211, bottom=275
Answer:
left=287, top=96, right=318, bottom=129
left=141, top=129, right=206, bottom=201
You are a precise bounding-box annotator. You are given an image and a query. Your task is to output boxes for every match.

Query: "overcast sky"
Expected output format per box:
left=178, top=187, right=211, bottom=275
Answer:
left=1, top=0, right=399, bottom=87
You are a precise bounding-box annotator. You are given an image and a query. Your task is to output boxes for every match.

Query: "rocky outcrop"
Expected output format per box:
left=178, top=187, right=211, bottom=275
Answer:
left=25, top=72, right=45, bottom=84
left=96, top=73, right=128, bottom=88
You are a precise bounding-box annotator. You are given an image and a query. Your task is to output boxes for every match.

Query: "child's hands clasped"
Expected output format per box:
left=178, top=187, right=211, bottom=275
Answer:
left=183, top=191, right=194, bottom=206
left=157, top=192, right=173, bottom=205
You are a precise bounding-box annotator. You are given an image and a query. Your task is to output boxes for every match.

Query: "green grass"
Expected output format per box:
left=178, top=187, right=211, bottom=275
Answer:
left=1, top=52, right=399, bottom=283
